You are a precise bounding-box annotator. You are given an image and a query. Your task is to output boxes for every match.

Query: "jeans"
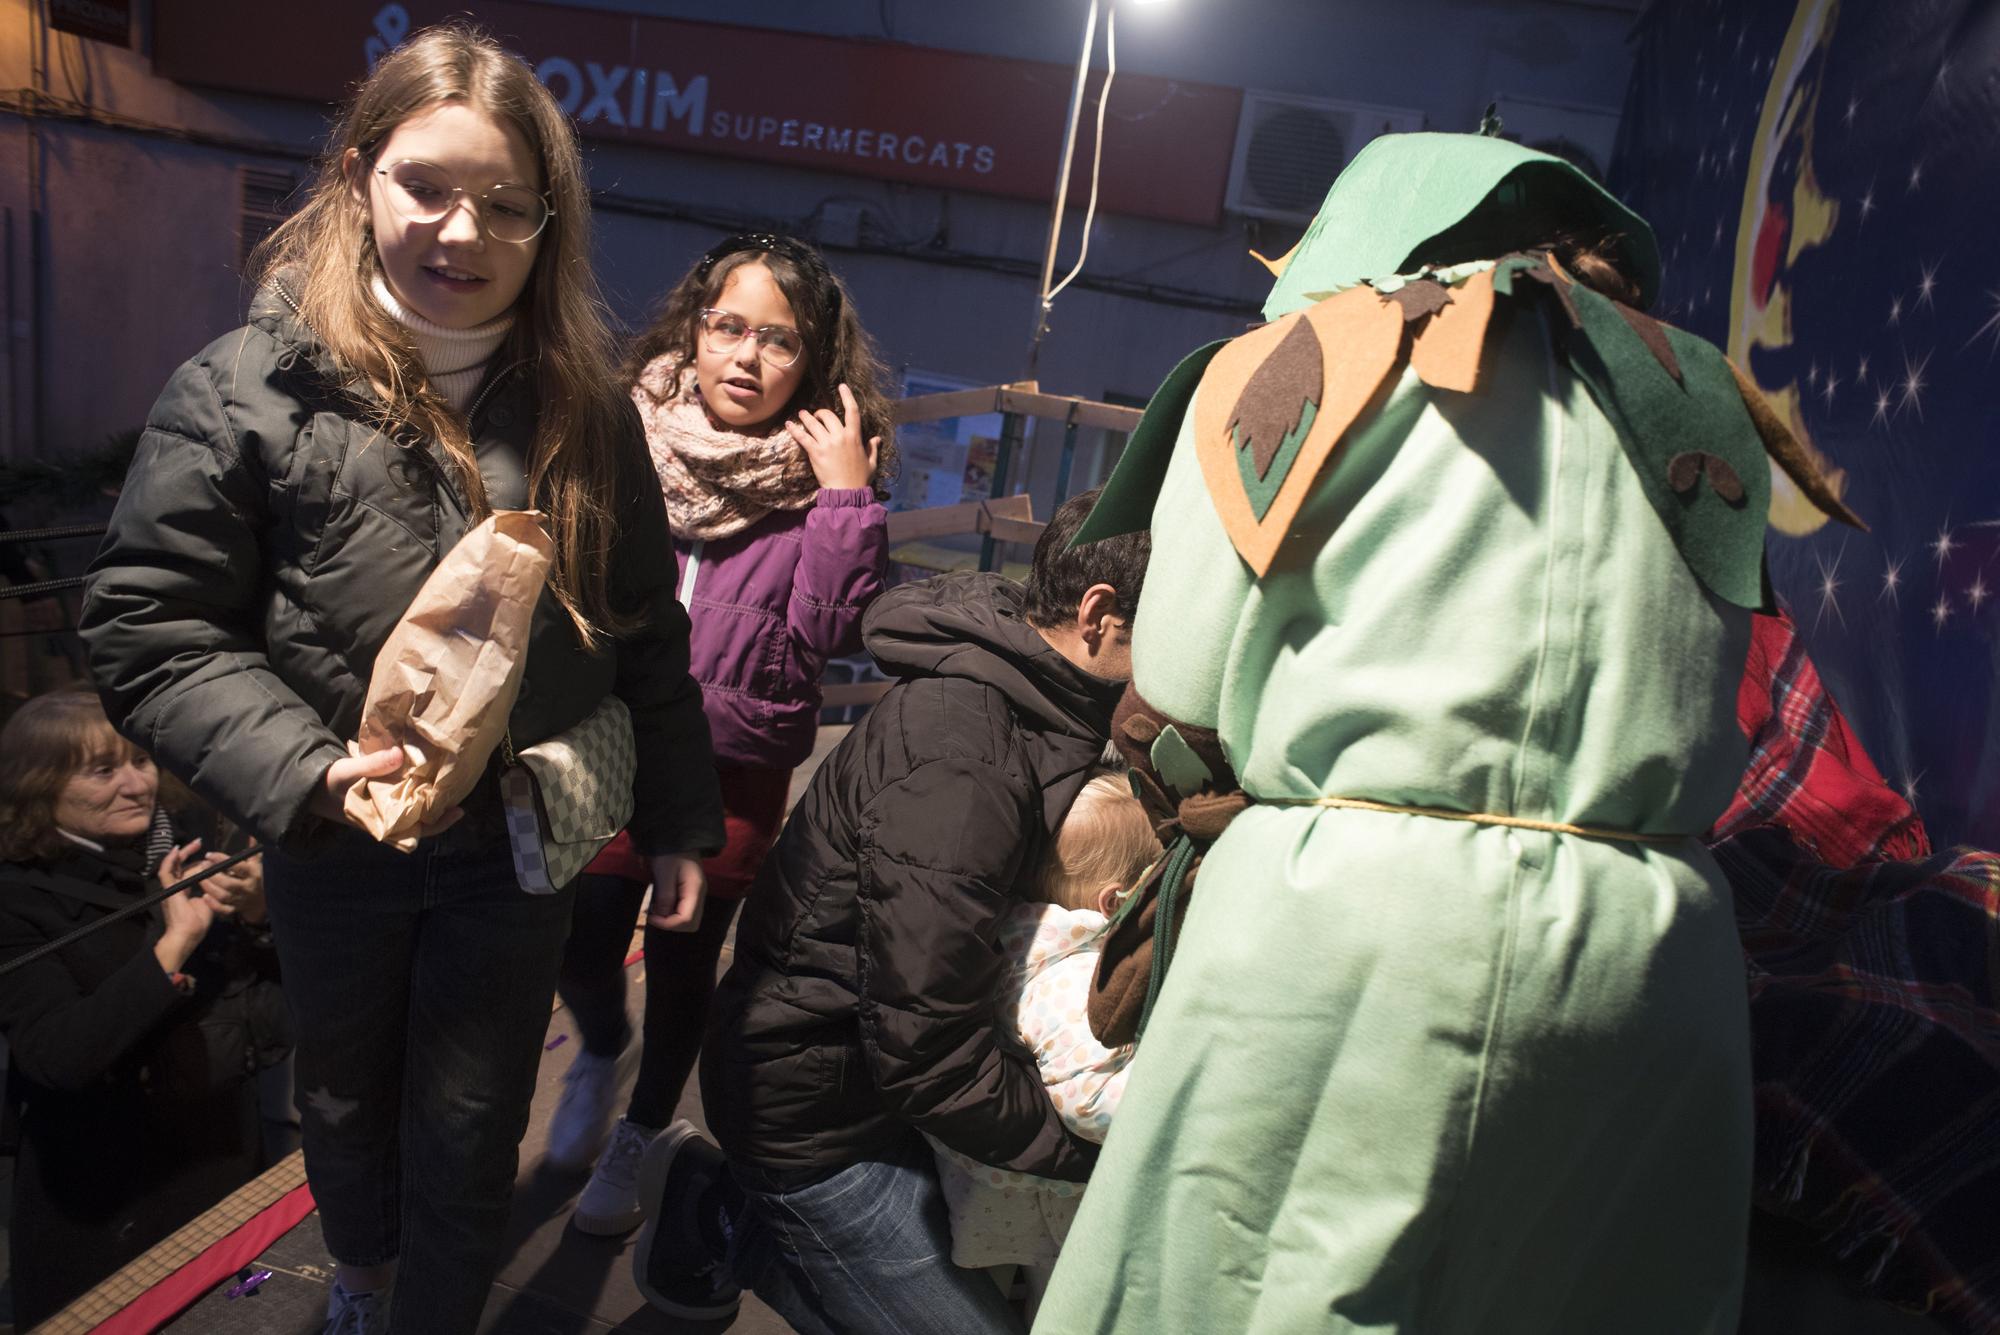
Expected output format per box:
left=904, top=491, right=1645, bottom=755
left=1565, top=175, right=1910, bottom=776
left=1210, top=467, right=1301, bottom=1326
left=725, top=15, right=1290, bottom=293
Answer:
left=265, top=825, right=576, bottom=1334
left=725, top=1131, right=1026, bottom=1335
left=557, top=873, right=743, bottom=1128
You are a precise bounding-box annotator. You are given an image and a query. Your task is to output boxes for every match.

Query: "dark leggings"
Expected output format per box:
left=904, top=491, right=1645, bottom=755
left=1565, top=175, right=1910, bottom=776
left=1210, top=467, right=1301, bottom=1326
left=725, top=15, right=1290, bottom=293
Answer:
left=556, top=874, right=743, bottom=1130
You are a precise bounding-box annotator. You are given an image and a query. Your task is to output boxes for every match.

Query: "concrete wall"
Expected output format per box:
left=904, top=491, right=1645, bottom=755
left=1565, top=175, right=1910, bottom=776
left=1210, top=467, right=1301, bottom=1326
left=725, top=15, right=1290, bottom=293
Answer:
left=1, top=0, right=1642, bottom=512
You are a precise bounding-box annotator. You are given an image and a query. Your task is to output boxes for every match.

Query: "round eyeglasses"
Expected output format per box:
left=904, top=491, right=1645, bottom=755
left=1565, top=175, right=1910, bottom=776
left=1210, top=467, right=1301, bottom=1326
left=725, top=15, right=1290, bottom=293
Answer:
left=699, top=308, right=806, bottom=369
left=372, top=159, right=553, bottom=244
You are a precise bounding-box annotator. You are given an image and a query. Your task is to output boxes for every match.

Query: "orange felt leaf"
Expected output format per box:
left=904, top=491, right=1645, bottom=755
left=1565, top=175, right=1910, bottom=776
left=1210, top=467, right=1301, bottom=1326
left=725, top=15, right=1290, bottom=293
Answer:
left=1196, top=287, right=1407, bottom=576
left=1249, top=238, right=1301, bottom=278
left=1409, top=268, right=1497, bottom=394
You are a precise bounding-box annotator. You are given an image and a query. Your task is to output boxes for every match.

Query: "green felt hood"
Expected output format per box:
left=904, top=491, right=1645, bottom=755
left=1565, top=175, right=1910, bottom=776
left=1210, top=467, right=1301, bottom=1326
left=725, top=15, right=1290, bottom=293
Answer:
left=1263, top=132, right=1660, bottom=319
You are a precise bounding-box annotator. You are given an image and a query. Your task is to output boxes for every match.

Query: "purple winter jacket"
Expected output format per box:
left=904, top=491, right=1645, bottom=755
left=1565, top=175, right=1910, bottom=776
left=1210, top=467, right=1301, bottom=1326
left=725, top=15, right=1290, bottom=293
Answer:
left=675, top=487, right=889, bottom=770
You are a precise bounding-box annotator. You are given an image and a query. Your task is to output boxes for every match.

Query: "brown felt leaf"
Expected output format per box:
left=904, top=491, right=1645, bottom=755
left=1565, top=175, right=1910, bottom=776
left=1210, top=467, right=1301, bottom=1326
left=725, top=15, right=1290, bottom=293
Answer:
left=1384, top=279, right=1454, bottom=324
left=1119, top=713, right=1162, bottom=747
left=1704, top=454, right=1746, bottom=503
left=1614, top=303, right=1683, bottom=384
left=1229, top=315, right=1323, bottom=479
left=1725, top=358, right=1868, bottom=531
left=1668, top=451, right=1749, bottom=506
left=1668, top=451, right=1703, bottom=493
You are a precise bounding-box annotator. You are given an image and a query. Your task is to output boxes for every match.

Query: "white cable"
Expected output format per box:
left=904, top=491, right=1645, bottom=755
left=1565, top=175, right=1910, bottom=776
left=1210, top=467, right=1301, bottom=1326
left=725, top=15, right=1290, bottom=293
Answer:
left=1044, top=2, right=1115, bottom=304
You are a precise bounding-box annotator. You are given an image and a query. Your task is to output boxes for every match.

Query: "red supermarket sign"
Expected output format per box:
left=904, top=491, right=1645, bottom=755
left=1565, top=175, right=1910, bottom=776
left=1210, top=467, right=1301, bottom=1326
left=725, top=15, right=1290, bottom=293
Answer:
left=152, top=0, right=1242, bottom=227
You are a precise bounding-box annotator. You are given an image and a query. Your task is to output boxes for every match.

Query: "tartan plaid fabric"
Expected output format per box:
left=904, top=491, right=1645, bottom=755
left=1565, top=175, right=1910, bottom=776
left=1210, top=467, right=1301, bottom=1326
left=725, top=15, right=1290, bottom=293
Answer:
left=1708, top=610, right=2000, bottom=1333
left=1709, top=609, right=1929, bottom=865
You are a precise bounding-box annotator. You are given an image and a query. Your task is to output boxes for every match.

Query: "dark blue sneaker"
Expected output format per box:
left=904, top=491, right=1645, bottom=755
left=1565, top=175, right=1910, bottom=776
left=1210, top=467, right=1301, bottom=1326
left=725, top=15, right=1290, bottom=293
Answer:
left=632, top=1119, right=743, bottom=1321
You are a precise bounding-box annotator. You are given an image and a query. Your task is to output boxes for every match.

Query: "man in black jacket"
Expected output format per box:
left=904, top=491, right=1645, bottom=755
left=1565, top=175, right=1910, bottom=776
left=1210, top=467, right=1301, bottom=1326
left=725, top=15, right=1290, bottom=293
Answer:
left=632, top=488, right=1148, bottom=1331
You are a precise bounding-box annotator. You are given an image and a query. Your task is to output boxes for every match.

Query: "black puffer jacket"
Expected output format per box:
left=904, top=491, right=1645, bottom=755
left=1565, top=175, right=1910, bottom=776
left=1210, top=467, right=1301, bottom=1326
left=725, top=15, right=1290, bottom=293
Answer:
left=0, top=840, right=280, bottom=1325
left=79, top=287, right=723, bottom=856
left=702, top=572, right=1121, bottom=1181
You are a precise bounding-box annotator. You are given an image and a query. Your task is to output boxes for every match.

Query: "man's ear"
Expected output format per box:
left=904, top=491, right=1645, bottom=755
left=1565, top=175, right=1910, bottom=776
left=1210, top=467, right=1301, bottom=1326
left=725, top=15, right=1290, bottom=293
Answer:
left=1076, top=582, right=1122, bottom=646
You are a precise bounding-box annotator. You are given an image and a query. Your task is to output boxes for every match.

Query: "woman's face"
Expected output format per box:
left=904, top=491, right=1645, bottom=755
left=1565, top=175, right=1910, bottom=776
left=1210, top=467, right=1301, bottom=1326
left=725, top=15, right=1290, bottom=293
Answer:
left=351, top=100, right=544, bottom=330
left=693, top=260, right=809, bottom=432
left=54, top=749, right=158, bottom=844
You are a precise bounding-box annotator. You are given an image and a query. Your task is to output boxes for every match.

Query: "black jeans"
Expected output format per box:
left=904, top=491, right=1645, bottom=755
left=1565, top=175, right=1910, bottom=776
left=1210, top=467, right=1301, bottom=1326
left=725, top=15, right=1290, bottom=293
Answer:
left=265, top=826, right=575, bottom=1334
left=556, top=873, right=741, bottom=1129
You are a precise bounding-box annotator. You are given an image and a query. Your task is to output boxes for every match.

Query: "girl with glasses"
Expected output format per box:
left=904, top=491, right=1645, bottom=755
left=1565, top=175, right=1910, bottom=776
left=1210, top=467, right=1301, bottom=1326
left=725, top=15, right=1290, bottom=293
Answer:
left=79, top=25, right=725, bottom=1334
left=542, top=233, right=895, bottom=1276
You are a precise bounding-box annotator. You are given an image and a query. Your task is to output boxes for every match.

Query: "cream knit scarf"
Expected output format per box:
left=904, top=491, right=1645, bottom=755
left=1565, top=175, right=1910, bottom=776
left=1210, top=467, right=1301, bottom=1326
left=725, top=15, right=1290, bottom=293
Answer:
left=633, top=354, right=819, bottom=541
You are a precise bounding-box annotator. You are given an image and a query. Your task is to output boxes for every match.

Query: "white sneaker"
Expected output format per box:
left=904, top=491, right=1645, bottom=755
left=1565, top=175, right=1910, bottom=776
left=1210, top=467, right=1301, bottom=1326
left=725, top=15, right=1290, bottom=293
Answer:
left=322, top=1279, right=389, bottom=1334
left=573, top=1116, right=660, bottom=1235
left=546, top=1035, right=630, bottom=1170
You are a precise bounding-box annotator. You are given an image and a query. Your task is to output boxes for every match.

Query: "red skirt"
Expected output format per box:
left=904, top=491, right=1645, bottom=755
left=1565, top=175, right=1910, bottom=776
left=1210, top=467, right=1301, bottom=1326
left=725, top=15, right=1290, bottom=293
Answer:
left=583, top=763, right=795, bottom=899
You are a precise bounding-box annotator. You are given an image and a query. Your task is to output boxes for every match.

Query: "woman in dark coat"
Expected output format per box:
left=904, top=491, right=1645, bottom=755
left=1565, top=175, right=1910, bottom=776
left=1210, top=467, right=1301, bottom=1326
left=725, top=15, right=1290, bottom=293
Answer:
left=0, top=688, right=282, bottom=1326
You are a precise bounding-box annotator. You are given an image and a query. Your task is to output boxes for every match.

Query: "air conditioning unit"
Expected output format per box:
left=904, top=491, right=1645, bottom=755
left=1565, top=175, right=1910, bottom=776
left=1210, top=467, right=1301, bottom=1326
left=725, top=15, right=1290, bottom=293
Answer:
left=1224, top=91, right=1426, bottom=225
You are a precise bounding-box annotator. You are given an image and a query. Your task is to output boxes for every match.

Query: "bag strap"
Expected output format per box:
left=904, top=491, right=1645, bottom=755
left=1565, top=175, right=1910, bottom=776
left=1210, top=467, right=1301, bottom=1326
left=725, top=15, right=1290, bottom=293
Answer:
left=9, top=866, right=145, bottom=915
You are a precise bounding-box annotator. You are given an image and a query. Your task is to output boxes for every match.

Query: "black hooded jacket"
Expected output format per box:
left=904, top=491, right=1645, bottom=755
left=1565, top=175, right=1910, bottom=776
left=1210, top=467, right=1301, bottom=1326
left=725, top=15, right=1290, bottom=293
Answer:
left=78, top=286, right=723, bottom=857
left=702, top=571, right=1122, bottom=1181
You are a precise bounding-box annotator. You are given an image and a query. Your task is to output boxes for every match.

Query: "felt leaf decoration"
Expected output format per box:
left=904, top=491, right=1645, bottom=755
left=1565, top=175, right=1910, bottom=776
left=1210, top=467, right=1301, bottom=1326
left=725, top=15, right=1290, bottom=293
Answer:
left=1195, top=288, right=1406, bottom=576
left=1494, top=251, right=1581, bottom=328
left=1119, top=712, right=1163, bottom=746
left=1250, top=239, right=1300, bottom=278
left=1614, top=303, right=1683, bottom=384
left=1408, top=268, right=1498, bottom=394
left=1149, top=724, right=1213, bottom=797
left=1230, top=316, right=1323, bottom=480
left=1668, top=450, right=1747, bottom=504
left=1724, top=358, right=1867, bottom=531
left=1491, top=251, right=1543, bottom=296
left=1384, top=279, right=1454, bottom=324
left=1560, top=278, right=1770, bottom=607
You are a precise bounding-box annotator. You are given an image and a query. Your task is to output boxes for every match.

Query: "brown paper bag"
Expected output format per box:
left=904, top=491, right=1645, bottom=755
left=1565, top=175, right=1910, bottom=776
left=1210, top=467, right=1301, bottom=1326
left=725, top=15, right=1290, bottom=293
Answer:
left=343, top=510, right=555, bottom=850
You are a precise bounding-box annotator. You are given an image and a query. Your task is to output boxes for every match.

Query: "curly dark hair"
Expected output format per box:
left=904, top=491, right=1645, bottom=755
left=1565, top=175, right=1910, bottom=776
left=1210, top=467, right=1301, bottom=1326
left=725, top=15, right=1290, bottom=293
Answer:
left=623, top=233, right=899, bottom=494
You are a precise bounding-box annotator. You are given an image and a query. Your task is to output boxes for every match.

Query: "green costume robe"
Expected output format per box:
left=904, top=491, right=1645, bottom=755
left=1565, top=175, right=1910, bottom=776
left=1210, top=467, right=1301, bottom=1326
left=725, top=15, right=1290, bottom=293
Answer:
left=1034, top=133, right=1858, bottom=1334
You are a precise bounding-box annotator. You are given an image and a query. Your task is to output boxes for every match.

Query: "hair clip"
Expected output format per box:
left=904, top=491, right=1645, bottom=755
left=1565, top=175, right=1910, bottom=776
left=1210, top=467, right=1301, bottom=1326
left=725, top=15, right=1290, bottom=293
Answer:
left=695, top=232, right=841, bottom=319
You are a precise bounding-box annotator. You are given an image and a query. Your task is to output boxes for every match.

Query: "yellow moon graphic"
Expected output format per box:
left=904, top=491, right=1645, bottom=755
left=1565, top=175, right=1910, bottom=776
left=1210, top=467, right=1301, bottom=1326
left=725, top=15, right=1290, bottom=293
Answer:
left=1729, top=0, right=1850, bottom=537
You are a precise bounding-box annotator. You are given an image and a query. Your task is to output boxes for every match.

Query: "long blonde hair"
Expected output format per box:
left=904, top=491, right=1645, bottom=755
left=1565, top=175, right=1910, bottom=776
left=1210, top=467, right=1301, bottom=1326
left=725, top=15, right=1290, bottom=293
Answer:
left=249, top=24, right=634, bottom=645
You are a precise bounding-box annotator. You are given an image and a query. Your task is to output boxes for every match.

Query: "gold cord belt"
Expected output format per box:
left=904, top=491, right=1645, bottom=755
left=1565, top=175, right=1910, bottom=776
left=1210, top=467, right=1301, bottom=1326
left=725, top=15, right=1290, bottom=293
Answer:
left=1259, top=795, right=1689, bottom=846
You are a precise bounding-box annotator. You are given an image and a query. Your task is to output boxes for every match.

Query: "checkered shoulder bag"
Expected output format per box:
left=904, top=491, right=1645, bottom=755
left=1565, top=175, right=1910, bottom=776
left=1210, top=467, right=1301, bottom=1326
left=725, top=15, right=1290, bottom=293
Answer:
left=499, top=693, right=636, bottom=894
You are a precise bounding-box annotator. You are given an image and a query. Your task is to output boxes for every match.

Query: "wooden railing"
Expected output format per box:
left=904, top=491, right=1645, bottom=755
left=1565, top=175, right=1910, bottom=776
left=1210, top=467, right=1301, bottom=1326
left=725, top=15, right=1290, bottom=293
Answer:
left=820, top=381, right=1141, bottom=713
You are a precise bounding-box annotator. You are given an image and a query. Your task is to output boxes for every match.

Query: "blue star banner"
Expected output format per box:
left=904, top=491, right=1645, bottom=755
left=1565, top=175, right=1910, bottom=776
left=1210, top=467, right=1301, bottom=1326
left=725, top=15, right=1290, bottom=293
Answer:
left=1610, top=0, right=2000, bottom=849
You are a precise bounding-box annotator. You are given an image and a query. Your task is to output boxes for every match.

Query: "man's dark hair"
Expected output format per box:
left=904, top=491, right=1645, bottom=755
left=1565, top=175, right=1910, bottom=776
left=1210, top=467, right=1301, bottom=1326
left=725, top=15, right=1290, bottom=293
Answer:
left=1022, top=487, right=1150, bottom=629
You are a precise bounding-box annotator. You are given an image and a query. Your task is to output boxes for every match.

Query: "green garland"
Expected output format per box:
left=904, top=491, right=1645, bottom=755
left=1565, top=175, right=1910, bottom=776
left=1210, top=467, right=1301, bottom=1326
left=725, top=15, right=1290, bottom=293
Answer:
left=0, top=429, right=142, bottom=511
